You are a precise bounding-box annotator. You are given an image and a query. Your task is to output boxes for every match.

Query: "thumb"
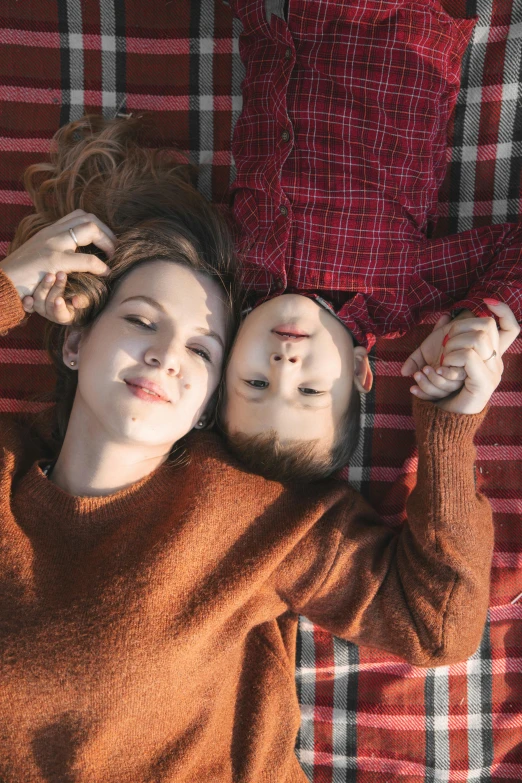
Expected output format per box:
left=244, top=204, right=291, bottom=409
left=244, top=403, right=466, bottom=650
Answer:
left=483, top=300, right=521, bottom=355
left=434, top=312, right=452, bottom=330
left=401, top=347, right=424, bottom=376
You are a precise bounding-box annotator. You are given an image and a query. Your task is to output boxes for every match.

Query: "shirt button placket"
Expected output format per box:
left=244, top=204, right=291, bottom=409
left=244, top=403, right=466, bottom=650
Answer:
left=281, top=129, right=290, bottom=143
left=280, top=205, right=288, bottom=216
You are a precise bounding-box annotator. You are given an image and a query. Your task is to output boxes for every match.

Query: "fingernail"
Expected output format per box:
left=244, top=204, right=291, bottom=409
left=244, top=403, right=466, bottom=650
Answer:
left=483, top=298, right=501, bottom=305
left=442, top=334, right=449, bottom=347
left=410, top=388, right=418, bottom=394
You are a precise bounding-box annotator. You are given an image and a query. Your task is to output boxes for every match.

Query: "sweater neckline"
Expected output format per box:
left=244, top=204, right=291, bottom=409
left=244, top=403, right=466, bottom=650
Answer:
left=20, top=455, right=183, bottom=530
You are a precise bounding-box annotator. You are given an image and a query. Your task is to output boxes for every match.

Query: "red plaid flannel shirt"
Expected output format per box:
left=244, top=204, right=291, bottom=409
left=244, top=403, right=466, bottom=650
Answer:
left=229, top=0, right=522, bottom=350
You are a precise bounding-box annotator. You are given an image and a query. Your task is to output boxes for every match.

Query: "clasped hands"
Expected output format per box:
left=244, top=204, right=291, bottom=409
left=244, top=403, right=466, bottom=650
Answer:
left=401, top=304, right=520, bottom=414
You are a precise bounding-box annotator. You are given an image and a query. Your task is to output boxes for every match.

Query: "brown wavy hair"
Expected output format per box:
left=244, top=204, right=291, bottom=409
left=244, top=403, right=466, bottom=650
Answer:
left=9, top=115, right=241, bottom=442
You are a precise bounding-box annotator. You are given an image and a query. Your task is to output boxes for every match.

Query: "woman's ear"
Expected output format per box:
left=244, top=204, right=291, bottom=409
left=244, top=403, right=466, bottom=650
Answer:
left=194, top=414, right=209, bottom=430
left=62, top=326, right=83, bottom=370
left=353, top=347, right=373, bottom=394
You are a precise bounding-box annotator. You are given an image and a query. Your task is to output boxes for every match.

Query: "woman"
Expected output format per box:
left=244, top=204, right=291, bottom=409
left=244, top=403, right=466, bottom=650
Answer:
left=0, top=117, right=518, bottom=782
left=2, top=116, right=239, bottom=491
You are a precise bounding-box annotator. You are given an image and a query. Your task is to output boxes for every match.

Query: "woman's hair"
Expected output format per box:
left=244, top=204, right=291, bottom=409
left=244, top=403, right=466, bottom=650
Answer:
left=9, top=115, right=241, bottom=443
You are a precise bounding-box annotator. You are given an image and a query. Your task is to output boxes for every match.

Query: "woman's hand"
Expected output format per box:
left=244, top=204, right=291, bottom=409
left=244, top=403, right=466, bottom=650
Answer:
left=0, top=210, right=114, bottom=324
left=430, top=302, right=519, bottom=414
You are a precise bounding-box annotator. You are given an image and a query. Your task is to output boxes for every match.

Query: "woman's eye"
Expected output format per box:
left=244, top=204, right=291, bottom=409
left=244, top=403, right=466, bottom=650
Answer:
left=245, top=380, right=269, bottom=388
left=124, top=316, right=154, bottom=330
left=299, top=387, right=322, bottom=395
left=191, top=347, right=211, bottom=362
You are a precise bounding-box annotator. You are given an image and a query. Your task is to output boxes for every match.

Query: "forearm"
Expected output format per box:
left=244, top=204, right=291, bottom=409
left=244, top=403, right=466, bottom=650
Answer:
left=295, top=397, right=493, bottom=667
left=435, top=223, right=522, bottom=326
left=451, top=308, right=475, bottom=321
left=359, top=399, right=492, bottom=665
left=395, top=398, right=493, bottom=663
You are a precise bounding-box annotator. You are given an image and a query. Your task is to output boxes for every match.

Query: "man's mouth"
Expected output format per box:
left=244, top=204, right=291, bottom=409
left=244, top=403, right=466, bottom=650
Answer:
left=272, top=324, right=309, bottom=340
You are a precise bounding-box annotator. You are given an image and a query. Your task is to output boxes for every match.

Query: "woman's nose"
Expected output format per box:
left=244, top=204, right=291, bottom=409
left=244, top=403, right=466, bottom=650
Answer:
left=144, top=345, right=183, bottom=377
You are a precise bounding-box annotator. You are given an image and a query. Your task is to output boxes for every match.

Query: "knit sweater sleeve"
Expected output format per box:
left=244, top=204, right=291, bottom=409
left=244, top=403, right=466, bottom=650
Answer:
left=275, top=398, right=493, bottom=667
left=0, top=269, right=26, bottom=333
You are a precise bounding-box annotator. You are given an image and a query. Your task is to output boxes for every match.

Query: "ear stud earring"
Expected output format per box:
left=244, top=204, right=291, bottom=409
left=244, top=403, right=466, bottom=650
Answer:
left=70, top=361, right=76, bottom=367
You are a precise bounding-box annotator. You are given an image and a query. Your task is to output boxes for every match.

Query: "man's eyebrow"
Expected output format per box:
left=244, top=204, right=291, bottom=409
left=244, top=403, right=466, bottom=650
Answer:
left=233, top=387, right=330, bottom=410
left=120, top=296, right=224, bottom=350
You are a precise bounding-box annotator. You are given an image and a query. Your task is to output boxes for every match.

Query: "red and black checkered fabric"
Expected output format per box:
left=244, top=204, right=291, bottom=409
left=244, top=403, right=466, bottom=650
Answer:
left=0, top=1, right=520, bottom=780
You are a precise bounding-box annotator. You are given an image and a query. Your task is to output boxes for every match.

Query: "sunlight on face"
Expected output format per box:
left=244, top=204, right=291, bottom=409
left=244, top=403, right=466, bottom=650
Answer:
left=72, top=260, right=227, bottom=449
left=224, top=295, right=355, bottom=450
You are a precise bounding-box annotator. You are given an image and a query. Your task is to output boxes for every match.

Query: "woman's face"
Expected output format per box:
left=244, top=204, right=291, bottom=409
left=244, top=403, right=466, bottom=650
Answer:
left=66, top=260, right=228, bottom=449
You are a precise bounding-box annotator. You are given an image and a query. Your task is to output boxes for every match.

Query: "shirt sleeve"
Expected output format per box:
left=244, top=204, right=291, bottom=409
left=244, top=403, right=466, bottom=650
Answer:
left=420, top=222, right=522, bottom=326
left=274, top=398, right=493, bottom=667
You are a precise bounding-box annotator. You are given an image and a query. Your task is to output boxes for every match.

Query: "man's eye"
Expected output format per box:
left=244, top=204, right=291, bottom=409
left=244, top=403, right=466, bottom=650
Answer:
left=124, top=316, right=154, bottom=330
left=245, top=380, right=269, bottom=388
left=299, top=387, right=322, bottom=395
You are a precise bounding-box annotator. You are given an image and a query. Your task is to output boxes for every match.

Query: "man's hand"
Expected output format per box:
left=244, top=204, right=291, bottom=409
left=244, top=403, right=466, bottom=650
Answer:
left=400, top=312, right=469, bottom=401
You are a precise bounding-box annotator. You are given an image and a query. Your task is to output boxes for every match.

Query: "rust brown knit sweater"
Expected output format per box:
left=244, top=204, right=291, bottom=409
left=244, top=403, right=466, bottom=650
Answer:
left=0, top=270, right=493, bottom=782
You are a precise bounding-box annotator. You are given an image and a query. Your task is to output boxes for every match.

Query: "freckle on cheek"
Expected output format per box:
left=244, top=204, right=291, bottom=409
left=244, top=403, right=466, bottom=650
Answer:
left=184, top=383, right=191, bottom=390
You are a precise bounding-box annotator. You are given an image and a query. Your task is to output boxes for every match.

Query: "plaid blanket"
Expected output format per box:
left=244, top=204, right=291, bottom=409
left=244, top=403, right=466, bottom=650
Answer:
left=0, top=1, right=520, bottom=780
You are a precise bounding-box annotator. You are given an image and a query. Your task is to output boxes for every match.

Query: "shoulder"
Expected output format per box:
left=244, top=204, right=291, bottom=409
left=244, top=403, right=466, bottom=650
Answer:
left=0, top=407, right=56, bottom=478
left=183, top=430, right=356, bottom=508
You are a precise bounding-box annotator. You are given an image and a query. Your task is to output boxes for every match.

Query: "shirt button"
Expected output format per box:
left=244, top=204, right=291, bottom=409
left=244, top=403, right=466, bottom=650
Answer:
left=280, top=205, right=288, bottom=216
left=284, top=47, right=292, bottom=60
left=281, top=129, right=290, bottom=142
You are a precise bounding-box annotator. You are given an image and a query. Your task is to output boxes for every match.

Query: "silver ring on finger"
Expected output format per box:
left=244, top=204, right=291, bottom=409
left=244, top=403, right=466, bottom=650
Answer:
left=485, top=349, right=497, bottom=362
left=69, top=227, right=79, bottom=249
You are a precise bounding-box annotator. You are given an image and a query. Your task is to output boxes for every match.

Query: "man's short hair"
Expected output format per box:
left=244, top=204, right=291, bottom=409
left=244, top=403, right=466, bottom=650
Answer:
left=224, top=381, right=361, bottom=482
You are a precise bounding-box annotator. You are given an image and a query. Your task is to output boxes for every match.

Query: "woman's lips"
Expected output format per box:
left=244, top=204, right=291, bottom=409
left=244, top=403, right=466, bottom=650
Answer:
left=124, top=378, right=170, bottom=403
left=271, top=324, right=309, bottom=341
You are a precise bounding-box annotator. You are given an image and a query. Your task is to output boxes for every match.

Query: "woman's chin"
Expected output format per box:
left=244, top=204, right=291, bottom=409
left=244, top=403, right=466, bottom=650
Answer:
left=100, top=413, right=180, bottom=449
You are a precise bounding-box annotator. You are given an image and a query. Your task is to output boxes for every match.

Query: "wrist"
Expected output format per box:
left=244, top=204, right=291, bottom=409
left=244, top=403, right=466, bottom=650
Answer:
left=451, top=308, right=475, bottom=321
left=0, top=259, right=25, bottom=299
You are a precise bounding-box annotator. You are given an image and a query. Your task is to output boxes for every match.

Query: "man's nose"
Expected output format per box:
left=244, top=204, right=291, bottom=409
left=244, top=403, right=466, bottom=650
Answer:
left=270, top=352, right=301, bottom=366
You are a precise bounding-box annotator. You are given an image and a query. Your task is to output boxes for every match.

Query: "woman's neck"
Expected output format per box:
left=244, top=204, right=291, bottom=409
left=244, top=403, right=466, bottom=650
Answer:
left=51, top=400, right=172, bottom=498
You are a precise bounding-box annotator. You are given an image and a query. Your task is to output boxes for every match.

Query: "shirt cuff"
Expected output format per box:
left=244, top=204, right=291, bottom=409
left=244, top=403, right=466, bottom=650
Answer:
left=450, top=297, right=501, bottom=327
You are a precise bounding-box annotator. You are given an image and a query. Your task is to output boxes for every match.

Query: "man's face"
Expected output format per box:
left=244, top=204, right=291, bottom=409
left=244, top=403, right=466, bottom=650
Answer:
left=224, top=295, right=363, bottom=451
